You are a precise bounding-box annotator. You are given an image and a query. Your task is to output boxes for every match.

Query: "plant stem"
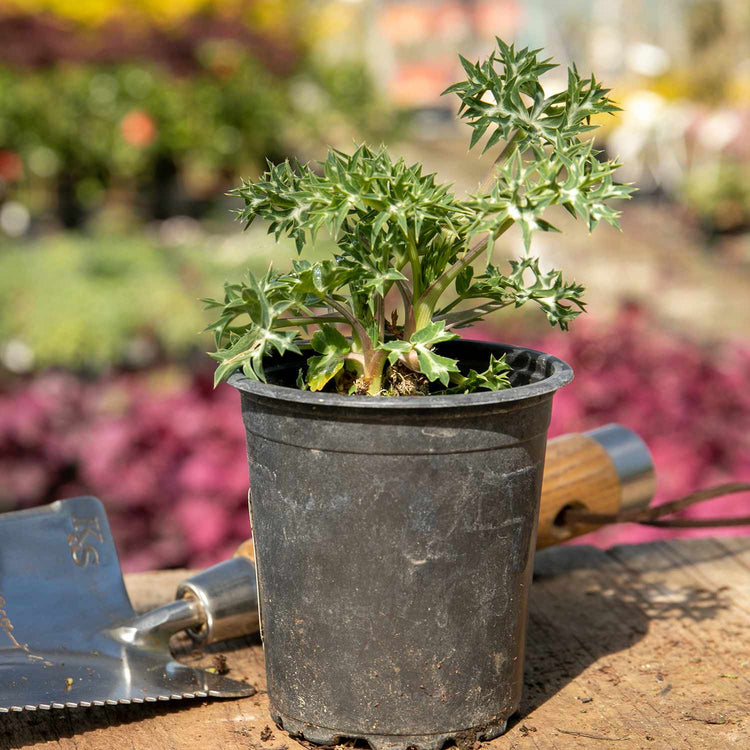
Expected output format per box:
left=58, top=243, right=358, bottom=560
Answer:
left=439, top=300, right=512, bottom=330
left=406, top=230, right=421, bottom=297
left=344, top=351, right=365, bottom=369
left=365, top=349, right=389, bottom=395
left=274, top=315, right=348, bottom=327
left=396, top=280, right=415, bottom=339
left=435, top=300, right=510, bottom=322
left=433, top=295, right=464, bottom=318
left=414, top=220, right=513, bottom=330
left=325, top=296, right=373, bottom=353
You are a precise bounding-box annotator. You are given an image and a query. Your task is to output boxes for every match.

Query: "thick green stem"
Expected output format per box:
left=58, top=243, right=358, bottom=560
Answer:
left=396, top=280, right=416, bottom=339
left=365, top=349, right=389, bottom=395
left=344, top=352, right=365, bottom=376
left=413, top=300, right=435, bottom=332
left=406, top=231, right=421, bottom=298
left=325, top=296, right=373, bottom=354
left=415, top=220, right=513, bottom=329
left=407, top=131, right=522, bottom=335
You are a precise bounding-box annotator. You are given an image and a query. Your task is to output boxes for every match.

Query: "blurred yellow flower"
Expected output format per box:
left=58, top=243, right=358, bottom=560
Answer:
left=6, top=0, right=257, bottom=26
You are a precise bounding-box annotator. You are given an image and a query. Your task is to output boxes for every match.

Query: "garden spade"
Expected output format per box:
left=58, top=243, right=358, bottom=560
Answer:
left=0, top=495, right=257, bottom=713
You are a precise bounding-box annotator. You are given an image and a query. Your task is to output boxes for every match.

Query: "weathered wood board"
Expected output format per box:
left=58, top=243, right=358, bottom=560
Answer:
left=2, top=538, right=748, bottom=750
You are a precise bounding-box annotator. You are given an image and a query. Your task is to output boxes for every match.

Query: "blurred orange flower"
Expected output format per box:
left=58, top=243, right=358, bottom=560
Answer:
left=121, top=110, right=157, bottom=148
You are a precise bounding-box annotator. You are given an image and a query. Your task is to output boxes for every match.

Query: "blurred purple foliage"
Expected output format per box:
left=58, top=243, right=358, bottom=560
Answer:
left=0, top=370, right=249, bottom=571
left=1, top=308, right=749, bottom=571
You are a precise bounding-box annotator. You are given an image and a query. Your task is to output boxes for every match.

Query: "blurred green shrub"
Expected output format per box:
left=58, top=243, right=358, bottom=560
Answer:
left=0, top=230, right=304, bottom=372
left=682, top=162, right=750, bottom=235
left=0, top=49, right=400, bottom=226
left=0, top=225, right=338, bottom=372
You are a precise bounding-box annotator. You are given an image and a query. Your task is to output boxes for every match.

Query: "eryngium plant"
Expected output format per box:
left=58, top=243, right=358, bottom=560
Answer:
left=205, top=39, right=633, bottom=396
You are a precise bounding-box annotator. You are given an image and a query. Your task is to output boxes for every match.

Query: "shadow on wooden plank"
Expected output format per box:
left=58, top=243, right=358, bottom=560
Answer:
left=512, top=540, right=734, bottom=727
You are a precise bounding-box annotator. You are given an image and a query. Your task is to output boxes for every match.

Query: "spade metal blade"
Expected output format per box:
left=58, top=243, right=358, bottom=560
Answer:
left=0, top=497, right=254, bottom=712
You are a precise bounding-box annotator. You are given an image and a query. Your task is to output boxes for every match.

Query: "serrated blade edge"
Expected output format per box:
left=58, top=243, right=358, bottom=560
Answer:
left=0, top=690, right=213, bottom=712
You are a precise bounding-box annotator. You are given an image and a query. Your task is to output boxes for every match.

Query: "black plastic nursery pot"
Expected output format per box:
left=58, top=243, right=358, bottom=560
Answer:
left=229, top=339, right=573, bottom=750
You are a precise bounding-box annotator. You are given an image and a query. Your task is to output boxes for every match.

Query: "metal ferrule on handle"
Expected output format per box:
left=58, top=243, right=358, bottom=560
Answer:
left=176, top=557, right=259, bottom=645
left=586, top=424, right=656, bottom=511
left=116, top=557, right=259, bottom=646
left=536, top=423, right=656, bottom=549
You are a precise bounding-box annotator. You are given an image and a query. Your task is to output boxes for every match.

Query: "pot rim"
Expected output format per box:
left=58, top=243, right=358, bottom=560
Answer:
left=228, top=339, right=573, bottom=410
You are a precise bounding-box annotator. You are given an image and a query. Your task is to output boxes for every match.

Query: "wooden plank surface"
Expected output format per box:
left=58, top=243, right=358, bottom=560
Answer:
left=1, top=538, right=748, bottom=750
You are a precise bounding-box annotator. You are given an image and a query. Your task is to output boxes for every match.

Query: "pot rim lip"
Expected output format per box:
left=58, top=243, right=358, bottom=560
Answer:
left=227, top=339, right=573, bottom=410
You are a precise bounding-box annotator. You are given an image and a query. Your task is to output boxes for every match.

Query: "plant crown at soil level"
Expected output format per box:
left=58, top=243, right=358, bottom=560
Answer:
left=205, top=39, right=633, bottom=396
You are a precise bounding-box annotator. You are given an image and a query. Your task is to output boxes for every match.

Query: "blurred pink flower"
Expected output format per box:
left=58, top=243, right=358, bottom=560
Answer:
left=175, top=495, right=231, bottom=555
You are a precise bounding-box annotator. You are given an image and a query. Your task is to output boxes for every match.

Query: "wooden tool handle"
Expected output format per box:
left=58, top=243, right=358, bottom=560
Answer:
left=537, top=432, right=620, bottom=549
left=234, top=537, right=256, bottom=563
left=234, top=425, right=654, bottom=557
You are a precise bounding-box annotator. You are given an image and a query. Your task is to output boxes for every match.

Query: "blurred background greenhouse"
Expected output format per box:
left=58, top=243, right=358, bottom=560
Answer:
left=1, top=0, right=749, bottom=570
